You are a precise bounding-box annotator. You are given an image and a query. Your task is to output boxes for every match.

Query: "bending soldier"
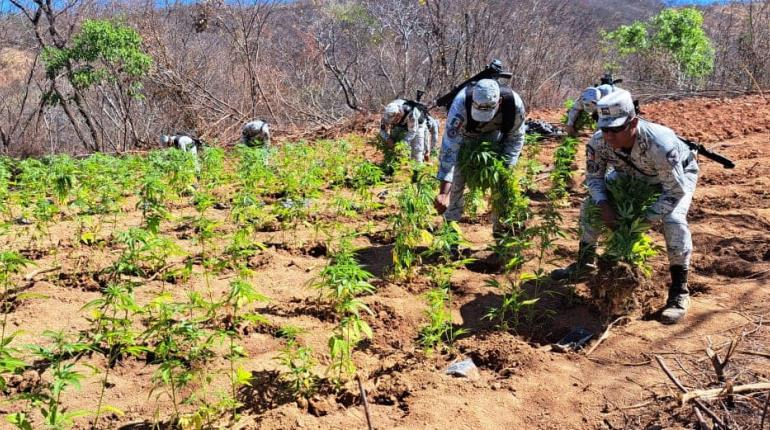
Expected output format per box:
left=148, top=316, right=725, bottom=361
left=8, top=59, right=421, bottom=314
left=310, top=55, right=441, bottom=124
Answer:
left=161, top=133, right=200, bottom=172
left=565, top=82, right=617, bottom=137
left=380, top=99, right=430, bottom=163
left=551, top=90, right=699, bottom=324
left=241, top=120, right=271, bottom=147
left=433, top=78, right=527, bottom=238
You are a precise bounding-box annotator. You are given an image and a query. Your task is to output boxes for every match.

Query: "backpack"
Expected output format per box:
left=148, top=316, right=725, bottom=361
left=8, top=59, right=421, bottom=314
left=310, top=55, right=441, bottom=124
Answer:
left=464, top=84, right=518, bottom=134
left=397, top=100, right=429, bottom=127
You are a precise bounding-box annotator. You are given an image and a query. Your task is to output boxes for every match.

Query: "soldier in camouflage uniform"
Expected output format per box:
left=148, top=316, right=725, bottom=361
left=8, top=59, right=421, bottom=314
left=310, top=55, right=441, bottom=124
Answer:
left=551, top=90, right=699, bottom=324
left=433, top=79, right=527, bottom=235
left=424, top=114, right=440, bottom=162
left=565, top=83, right=617, bottom=137
left=380, top=99, right=431, bottom=163
left=241, top=120, right=271, bottom=147
left=161, top=133, right=200, bottom=173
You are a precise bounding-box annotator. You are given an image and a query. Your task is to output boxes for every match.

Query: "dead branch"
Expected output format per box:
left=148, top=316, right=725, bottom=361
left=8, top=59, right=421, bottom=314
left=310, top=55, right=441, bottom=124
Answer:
left=737, top=350, right=770, bottom=360
left=706, top=335, right=740, bottom=382
left=585, top=316, right=629, bottom=356
left=356, top=374, right=373, bottom=430
left=23, top=265, right=62, bottom=281
left=681, top=383, right=770, bottom=406
left=654, top=355, right=727, bottom=429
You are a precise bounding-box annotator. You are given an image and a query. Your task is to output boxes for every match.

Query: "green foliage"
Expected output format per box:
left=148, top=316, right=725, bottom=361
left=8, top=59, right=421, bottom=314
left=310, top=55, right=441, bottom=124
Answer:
left=314, top=237, right=375, bottom=314
left=24, top=331, right=92, bottom=430
left=390, top=169, right=436, bottom=278
left=588, top=176, right=662, bottom=275
left=561, top=99, right=595, bottom=131
left=42, top=19, right=152, bottom=93
left=603, top=7, right=714, bottom=81
left=484, top=275, right=539, bottom=331
left=276, top=340, right=317, bottom=398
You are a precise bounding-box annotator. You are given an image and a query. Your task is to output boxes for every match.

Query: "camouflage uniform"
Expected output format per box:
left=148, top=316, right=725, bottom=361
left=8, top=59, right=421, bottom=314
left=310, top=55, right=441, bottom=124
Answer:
left=566, top=84, right=616, bottom=128
left=380, top=99, right=429, bottom=163
left=241, top=120, right=271, bottom=147
left=424, top=115, right=440, bottom=158
left=581, top=119, right=699, bottom=267
left=163, top=134, right=200, bottom=173
left=437, top=83, right=526, bottom=228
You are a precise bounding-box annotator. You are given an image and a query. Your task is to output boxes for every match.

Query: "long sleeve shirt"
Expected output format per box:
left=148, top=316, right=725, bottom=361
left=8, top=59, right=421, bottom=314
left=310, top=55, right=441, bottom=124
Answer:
left=379, top=99, right=423, bottom=145
left=437, top=87, right=526, bottom=183
left=585, top=119, right=699, bottom=221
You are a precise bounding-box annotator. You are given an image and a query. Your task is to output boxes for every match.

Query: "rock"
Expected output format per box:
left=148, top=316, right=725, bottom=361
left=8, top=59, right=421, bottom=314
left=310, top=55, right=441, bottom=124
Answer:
left=308, top=395, right=333, bottom=417
left=445, top=358, right=480, bottom=379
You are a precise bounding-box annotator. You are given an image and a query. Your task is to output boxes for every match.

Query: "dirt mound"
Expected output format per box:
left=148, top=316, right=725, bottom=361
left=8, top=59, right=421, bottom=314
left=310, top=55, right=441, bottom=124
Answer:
left=456, top=331, right=547, bottom=375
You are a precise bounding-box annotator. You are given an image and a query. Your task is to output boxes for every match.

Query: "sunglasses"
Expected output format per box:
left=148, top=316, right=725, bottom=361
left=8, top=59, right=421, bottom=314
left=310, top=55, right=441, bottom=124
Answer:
left=600, top=119, right=632, bottom=134
left=472, top=101, right=497, bottom=111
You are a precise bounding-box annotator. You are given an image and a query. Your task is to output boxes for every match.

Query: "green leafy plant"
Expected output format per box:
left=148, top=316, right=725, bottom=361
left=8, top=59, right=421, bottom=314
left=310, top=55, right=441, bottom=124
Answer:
left=0, top=252, right=30, bottom=393
left=24, top=331, right=92, bottom=430
left=390, top=169, right=436, bottom=279
left=276, top=339, right=317, bottom=398
left=588, top=176, right=662, bottom=275
left=484, top=275, right=540, bottom=331
left=81, top=283, right=142, bottom=428
left=603, top=7, right=714, bottom=85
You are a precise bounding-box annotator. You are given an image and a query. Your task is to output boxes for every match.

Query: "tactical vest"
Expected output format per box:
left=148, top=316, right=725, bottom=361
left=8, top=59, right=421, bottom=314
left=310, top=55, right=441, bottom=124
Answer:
left=396, top=100, right=429, bottom=127
left=464, top=84, right=518, bottom=134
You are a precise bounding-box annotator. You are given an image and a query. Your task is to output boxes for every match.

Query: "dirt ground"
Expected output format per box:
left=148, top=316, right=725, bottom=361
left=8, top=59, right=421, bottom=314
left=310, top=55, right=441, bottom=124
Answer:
left=1, top=94, right=769, bottom=430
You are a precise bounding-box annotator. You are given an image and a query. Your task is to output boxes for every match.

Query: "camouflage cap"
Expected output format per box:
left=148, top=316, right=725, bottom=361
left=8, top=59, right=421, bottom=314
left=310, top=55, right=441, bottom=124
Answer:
left=597, top=84, right=614, bottom=98
left=580, top=87, right=601, bottom=107
left=383, top=101, right=402, bottom=121
left=471, top=79, right=500, bottom=122
left=597, top=89, right=635, bottom=128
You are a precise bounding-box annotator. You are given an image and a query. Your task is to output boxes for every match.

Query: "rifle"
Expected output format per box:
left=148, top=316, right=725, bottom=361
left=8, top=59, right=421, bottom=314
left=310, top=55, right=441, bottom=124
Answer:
left=679, top=137, right=735, bottom=169
left=434, top=59, right=513, bottom=110
left=598, top=72, right=623, bottom=86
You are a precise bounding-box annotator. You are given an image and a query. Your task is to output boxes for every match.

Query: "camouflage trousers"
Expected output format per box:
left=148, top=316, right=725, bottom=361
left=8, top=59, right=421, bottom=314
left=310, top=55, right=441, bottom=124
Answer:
left=391, top=124, right=429, bottom=163
left=579, top=170, right=698, bottom=268
left=443, top=167, right=508, bottom=236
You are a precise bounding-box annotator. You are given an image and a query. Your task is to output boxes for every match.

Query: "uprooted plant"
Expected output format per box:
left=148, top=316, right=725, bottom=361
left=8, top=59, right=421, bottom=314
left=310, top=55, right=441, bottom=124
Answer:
left=587, top=175, right=663, bottom=314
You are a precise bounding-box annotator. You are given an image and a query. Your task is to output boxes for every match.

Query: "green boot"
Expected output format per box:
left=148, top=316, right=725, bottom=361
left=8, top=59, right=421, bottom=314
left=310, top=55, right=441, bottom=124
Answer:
left=551, top=242, right=597, bottom=281
left=660, top=265, right=691, bottom=325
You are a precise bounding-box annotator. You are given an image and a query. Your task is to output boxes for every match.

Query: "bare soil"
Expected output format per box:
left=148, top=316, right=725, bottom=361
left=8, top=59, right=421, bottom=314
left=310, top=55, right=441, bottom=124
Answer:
left=1, top=94, right=768, bottom=430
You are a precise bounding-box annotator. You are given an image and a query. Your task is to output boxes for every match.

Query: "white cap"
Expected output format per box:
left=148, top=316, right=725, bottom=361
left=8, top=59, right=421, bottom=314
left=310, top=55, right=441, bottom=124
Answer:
left=597, top=89, right=635, bottom=128
left=383, top=101, right=402, bottom=121
left=471, top=79, right=500, bottom=122
left=597, top=84, right=614, bottom=98
left=242, top=120, right=265, bottom=135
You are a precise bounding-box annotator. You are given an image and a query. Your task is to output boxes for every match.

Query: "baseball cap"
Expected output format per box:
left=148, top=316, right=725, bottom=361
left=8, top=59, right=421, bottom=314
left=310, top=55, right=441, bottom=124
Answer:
left=597, top=89, right=635, bottom=128
left=580, top=87, right=601, bottom=106
left=383, top=101, right=402, bottom=120
left=597, top=84, right=614, bottom=98
left=471, top=79, right=500, bottom=122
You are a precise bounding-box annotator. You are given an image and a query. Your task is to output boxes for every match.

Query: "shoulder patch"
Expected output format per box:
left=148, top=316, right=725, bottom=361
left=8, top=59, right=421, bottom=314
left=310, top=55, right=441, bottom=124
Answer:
left=666, top=148, right=680, bottom=166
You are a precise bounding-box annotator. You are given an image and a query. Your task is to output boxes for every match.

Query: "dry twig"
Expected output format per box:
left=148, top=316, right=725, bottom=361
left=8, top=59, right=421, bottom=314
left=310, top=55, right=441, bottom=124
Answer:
left=357, top=374, right=373, bottom=430
left=681, top=383, right=770, bottom=406
left=654, top=355, right=726, bottom=429
left=585, top=316, right=629, bottom=356
left=23, top=265, right=62, bottom=281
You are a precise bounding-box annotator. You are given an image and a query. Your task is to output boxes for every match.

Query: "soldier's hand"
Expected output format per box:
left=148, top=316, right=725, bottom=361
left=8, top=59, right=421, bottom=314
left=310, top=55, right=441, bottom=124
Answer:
left=566, top=125, right=578, bottom=137
left=434, top=192, right=451, bottom=214
left=597, top=201, right=618, bottom=229
left=424, top=154, right=430, bottom=163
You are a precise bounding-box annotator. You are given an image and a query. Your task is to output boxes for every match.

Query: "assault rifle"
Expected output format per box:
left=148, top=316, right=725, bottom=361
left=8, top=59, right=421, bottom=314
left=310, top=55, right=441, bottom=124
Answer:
left=598, top=72, right=623, bottom=86
left=434, top=59, right=513, bottom=110
left=679, top=136, right=735, bottom=169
